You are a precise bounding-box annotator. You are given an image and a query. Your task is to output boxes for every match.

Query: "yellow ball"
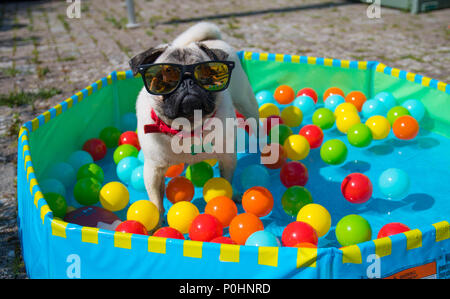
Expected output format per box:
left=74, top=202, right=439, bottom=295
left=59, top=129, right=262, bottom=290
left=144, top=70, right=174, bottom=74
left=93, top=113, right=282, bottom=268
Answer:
left=127, top=200, right=160, bottom=231
left=297, top=203, right=331, bottom=237
left=281, top=106, right=303, bottom=127
left=335, top=102, right=358, bottom=118
left=99, top=182, right=129, bottom=212
left=167, top=201, right=199, bottom=234
left=336, top=112, right=361, bottom=134
left=283, top=134, right=310, bottom=160
left=259, top=103, right=280, bottom=119
left=365, top=115, right=391, bottom=140
left=204, top=159, right=217, bottom=167
left=203, top=177, right=233, bottom=203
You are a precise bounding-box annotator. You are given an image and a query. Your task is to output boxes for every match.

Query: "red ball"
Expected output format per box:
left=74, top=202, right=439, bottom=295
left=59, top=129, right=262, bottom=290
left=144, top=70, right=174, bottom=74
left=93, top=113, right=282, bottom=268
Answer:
left=210, top=236, right=236, bottom=244
left=341, top=173, right=373, bottom=204
left=115, top=220, right=148, bottom=235
left=280, top=161, right=308, bottom=187
left=153, top=227, right=185, bottom=239
left=119, top=131, right=140, bottom=150
left=377, top=222, right=410, bottom=238
left=282, top=221, right=318, bottom=247
left=82, top=138, right=107, bottom=161
left=297, top=88, right=318, bottom=104
left=299, top=125, right=324, bottom=149
left=189, top=214, right=223, bottom=242
left=263, top=115, right=284, bottom=135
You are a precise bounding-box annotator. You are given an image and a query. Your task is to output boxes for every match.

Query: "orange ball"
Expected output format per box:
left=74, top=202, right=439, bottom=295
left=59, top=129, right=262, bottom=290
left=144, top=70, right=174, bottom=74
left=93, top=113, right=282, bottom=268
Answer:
left=242, top=186, right=274, bottom=217
left=261, top=143, right=287, bottom=169
left=166, top=176, right=194, bottom=204
left=392, top=115, right=419, bottom=140
left=345, top=91, right=367, bottom=112
left=294, top=242, right=317, bottom=248
left=229, top=213, right=264, bottom=245
left=165, top=163, right=185, bottom=178
left=323, top=87, right=345, bottom=101
left=204, top=196, right=237, bottom=228
left=274, top=85, right=295, bottom=105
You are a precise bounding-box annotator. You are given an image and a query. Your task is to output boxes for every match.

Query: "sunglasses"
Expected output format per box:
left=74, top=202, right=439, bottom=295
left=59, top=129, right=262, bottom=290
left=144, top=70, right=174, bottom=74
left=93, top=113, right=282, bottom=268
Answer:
left=137, top=61, right=235, bottom=96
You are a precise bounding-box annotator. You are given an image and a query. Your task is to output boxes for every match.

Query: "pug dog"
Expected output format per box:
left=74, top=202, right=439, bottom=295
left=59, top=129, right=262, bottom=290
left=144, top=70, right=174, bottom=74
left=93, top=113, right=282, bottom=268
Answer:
left=129, top=22, right=259, bottom=220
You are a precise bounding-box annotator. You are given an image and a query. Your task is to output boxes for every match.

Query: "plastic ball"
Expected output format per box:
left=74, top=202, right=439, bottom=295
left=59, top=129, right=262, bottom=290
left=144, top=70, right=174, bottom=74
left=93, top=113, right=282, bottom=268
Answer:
left=240, top=164, right=270, bottom=190
left=245, top=231, right=280, bottom=247
left=73, top=177, right=102, bottom=206
left=39, top=178, right=66, bottom=197
left=130, top=165, right=146, bottom=192
left=377, top=222, right=410, bottom=238
left=115, top=220, right=148, bottom=235
left=153, top=227, right=185, bottom=239
left=280, top=161, right=308, bottom=188
left=44, top=192, right=67, bottom=218
left=312, top=108, right=335, bottom=130
left=402, top=99, right=425, bottom=122
left=297, top=87, right=318, bottom=103
left=203, top=177, right=233, bottom=203
left=336, top=112, right=361, bottom=134
left=324, top=94, right=345, bottom=112
left=126, top=200, right=159, bottom=231
left=365, top=115, right=391, bottom=140
left=281, top=186, right=313, bottom=217
left=334, top=102, right=358, bottom=118
left=210, top=236, right=236, bottom=244
left=282, top=221, right=318, bottom=247
left=320, top=139, right=348, bottom=165
left=293, top=95, right=315, bottom=116
left=82, top=138, right=107, bottom=161
left=167, top=201, right=200, bottom=234
left=297, top=204, right=331, bottom=238
left=166, top=176, right=195, bottom=204
left=120, top=112, right=137, bottom=132
left=392, top=115, right=419, bottom=140
left=64, top=206, right=120, bottom=228
left=261, top=143, right=287, bottom=169
left=361, top=99, right=387, bottom=119
left=77, top=163, right=104, bottom=183
left=46, top=162, right=76, bottom=188
left=259, top=103, right=280, bottom=119
left=283, top=134, right=310, bottom=161
left=323, top=87, right=345, bottom=101
left=229, top=213, right=264, bottom=245
left=299, top=124, right=324, bottom=149
left=116, top=156, right=141, bottom=184
left=67, top=150, right=94, bottom=172
left=269, top=124, right=293, bottom=145
left=165, top=163, right=185, bottom=177
left=294, top=242, right=317, bottom=248
left=378, top=168, right=410, bottom=199
left=387, top=106, right=410, bottom=125
left=335, top=214, right=372, bottom=247
left=345, top=91, right=367, bottom=112
left=242, top=186, right=274, bottom=217
left=347, top=123, right=372, bottom=148
left=138, top=150, right=145, bottom=163
left=99, top=182, right=130, bottom=212
left=255, top=90, right=274, bottom=106
left=99, top=126, right=121, bottom=148
left=374, top=92, right=396, bottom=110
left=262, top=115, right=283, bottom=135
left=274, top=85, right=295, bottom=104
left=119, top=131, right=140, bottom=151
left=341, top=173, right=373, bottom=204
left=204, top=159, right=217, bottom=167
left=113, top=144, right=139, bottom=164
left=205, top=196, right=238, bottom=228
left=189, top=214, right=223, bottom=242
left=281, top=106, right=303, bottom=127
left=185, top=161, right=213, bottom=188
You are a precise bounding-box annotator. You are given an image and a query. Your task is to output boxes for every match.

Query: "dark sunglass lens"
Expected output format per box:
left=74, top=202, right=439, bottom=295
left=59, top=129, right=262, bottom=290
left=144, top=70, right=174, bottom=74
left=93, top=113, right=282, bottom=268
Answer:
left=144, top=65, right=181, bottom=94
left=194, top=62, right=229, bottom=91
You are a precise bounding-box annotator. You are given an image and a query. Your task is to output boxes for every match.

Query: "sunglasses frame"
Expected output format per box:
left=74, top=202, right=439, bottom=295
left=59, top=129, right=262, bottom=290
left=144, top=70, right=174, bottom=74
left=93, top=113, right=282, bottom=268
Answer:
left=137, top=60, right=235, bottom=96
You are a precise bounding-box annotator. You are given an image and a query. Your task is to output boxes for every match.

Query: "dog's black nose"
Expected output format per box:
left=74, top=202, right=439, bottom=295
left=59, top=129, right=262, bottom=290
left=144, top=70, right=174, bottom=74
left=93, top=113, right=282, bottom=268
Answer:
left=180, top=78, right=195, bottom=89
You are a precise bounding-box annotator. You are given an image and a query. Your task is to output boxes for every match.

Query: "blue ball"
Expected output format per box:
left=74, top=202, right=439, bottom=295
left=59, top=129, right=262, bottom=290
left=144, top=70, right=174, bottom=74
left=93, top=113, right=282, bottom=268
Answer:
left=293, top=95, right=316, bottom=116
left=255, top=90, right=274, bottom=106
left=117, top=156, right=141, bottom=184
left=324, top=94, right=345, bottom=112
left=39, top=178, right=66, bottom=197
left=130, top=165, right=146, bottom=192
left=402, top=99, right=425, bottom=122
left=240, top=164, right=270, bottom=191
left=138, top=149, right=145, bottom=163
left=362, top=99, right=388, bottom=119
left=245, top=231, right=280, bottom=247
left=378, top=168, right=410, bottom=199
left=121, top=113, right=137, bottom=132
left=67, top=150, right=94, bottom=172
left=374, top=92, right=396, bottom=110
left=46, top=162, right=76, bottom=188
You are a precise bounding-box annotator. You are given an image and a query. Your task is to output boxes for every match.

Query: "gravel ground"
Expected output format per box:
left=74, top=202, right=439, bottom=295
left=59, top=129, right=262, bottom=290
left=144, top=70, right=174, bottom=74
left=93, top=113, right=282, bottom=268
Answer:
left=0, top=0, right=448, bottom=278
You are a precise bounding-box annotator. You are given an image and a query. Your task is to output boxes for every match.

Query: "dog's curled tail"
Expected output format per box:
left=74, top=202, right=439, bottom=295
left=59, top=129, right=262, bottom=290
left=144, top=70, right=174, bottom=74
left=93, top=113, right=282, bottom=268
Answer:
left=172, top=22, right=222, bottom=47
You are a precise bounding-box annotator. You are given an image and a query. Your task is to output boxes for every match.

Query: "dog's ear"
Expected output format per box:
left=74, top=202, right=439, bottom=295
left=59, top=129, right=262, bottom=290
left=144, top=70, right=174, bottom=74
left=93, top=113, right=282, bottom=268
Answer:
left=129, top=45, right=168, bottom=76
left=196, top=42, right=229, bottom=61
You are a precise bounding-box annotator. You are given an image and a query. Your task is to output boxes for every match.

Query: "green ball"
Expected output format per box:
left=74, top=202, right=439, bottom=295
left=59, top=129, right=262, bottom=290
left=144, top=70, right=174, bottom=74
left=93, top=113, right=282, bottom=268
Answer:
left=335, top=214, right=372, bottom=247
left=73, top=177, right=102, bottom=205
left=113, top=144, right=138, bottom=164
left=387, top=106, right=410, bottom=125
left=44, top=192, right=67, bottom=218
left=185, top=161, right=213, bottom=187
left=320, top=139, right=348, bottom=165
left=312, top=108, right=335, bottom=130
left=269, top=124, right=293, bottom=145
left=77, top=163, right=104, bottom=183
left=99, top=126, right=121, bottom=148
left=347, top=123, right=372, bottom=148
left=281, top=186, right=313, bottom=217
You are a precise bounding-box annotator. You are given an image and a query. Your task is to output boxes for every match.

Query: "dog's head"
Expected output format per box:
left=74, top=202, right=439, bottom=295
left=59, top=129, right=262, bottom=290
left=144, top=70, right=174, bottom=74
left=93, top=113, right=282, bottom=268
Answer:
left=129, top=43, right=229, bottom=122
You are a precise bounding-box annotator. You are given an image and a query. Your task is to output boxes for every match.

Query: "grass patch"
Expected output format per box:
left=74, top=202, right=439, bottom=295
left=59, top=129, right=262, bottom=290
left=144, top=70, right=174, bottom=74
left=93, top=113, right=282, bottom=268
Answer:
left=58, top=56, right=77, bottom=62
left=399, top=54, right=425, bottom=63
left=0, top=66, right=20, bottom=77
left=36, top=66, right=50, bottom=79
left=105, top=16, right=127, bottom=29
left=5, top=113, right=21, bottom=138
left=0, top=88, right=62, bottom=108
left=57, top=14, right=71, bottom=32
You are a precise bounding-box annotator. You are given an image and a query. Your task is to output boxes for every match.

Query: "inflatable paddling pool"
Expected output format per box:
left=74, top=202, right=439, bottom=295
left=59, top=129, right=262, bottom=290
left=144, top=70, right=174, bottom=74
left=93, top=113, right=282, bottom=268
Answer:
left=17, top=51, right=450, bottom=279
